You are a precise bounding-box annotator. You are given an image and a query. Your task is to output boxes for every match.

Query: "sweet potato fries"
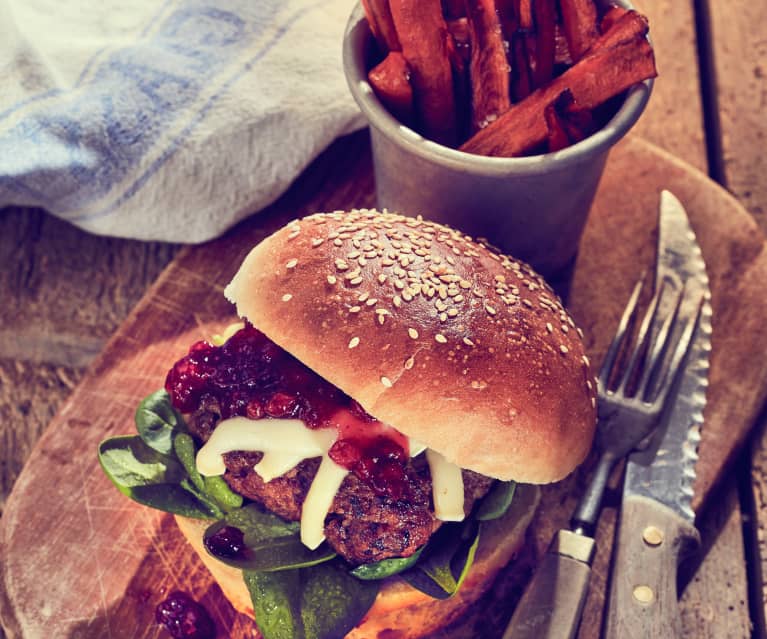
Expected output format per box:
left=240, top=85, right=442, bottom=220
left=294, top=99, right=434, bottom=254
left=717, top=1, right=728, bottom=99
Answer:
left=362, top=0, right=657, bottom=157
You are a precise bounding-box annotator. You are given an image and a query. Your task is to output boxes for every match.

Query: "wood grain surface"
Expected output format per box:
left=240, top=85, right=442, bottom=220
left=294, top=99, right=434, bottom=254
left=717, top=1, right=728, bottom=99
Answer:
left=1, top=0, right=765, bottom=637
left=2, top=136, right=765, bottom=639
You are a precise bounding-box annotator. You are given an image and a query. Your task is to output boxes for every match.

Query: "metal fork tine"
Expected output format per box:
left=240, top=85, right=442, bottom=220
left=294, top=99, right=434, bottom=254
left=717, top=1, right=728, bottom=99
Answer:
left=653, top=294, right=704, bottom=407
left=598, top=276, right=644, bottom=391
left=615, top=280, right=666, bottom=396
left=635, top=283, right=682, bottom=401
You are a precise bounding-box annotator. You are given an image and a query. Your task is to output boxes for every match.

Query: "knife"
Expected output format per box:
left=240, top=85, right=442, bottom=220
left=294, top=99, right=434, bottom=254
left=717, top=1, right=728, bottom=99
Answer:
left=604, top=190, right=713, bottom=638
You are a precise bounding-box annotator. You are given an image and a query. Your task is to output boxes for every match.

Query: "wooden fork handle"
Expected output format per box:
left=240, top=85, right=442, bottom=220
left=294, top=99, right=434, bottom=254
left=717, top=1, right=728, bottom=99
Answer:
left=604, top=494, right=700, bottom=639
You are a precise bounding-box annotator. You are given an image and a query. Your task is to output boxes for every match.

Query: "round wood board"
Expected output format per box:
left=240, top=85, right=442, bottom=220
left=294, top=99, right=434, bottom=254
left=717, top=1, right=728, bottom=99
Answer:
left=2, top=135, right=767, bottom=639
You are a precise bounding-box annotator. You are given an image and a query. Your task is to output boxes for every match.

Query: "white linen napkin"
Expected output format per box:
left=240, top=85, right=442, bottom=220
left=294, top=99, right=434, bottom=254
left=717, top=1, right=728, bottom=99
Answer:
left=0, top=0, right=365, bottom=242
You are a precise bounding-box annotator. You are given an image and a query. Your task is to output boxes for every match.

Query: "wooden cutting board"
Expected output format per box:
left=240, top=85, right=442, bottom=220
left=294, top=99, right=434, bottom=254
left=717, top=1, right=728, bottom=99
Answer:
left=2, top=135, right=767, bottom=639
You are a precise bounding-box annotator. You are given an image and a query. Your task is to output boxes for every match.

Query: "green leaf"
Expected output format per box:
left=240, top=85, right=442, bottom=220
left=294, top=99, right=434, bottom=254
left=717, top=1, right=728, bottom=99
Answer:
left=204, top=475, right=244, bottom=511
left=243, top=561, right=380, bottom=639
left=350, top=546, right=424, bottom=580
left=204, top=505, right=335, bottom=572
left=98, top=436, right=219, bottom=519
left=400, top=519, right=481, bottom=599
left=135, top=389, right=186, bottom=455
left=174, top=432, right=205, bottom=493
left=476, top=480, right=517, bottom=521
left=244, top=570, right=304, bottom=639
left=300, top=561, right=379, bottom=639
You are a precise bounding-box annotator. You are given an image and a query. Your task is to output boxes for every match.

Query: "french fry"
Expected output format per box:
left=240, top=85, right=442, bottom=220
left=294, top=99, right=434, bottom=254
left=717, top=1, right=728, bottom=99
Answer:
left=368, top=52, right=416, bottom=126
left=459, top=34, right=657, bottom=156
left=389, top=0, right=458, bottom=146
left=559, top=0, right=599, bottom=61
left=544, top=90, right=595, bottom=151
left=447, top=17, right=472, bottom=139
left=591, top=9, right=649, bottom=51
left=361, top=0, right=400, bottom=52
left=464, top=0, right=512, bottom=131
left=599, top=5, right=630, bottom=33
left=532, top=0, right=557, bottom=88
left=510, top=33, right=533, bottom=101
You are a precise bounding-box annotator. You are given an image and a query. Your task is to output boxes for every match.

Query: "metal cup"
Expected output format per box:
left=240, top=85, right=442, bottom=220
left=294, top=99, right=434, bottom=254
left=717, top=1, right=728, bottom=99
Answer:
left=342, top=1, right=651, bottom=291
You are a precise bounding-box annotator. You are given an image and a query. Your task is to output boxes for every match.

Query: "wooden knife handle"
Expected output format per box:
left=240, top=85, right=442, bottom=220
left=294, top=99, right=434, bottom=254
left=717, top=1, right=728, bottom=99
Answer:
left=604, top=494, right=700, bottom=639
left=502, top=530, right=595, bottom=639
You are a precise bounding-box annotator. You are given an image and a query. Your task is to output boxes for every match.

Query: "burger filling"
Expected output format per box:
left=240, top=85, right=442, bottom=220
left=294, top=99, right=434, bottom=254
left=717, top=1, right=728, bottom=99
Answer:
left=164, top=322, right=494, bottom=565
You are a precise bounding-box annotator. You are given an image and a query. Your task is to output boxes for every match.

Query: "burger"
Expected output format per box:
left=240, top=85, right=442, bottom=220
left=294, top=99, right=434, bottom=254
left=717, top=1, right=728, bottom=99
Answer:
left=99, top=209, right=597, bottom=638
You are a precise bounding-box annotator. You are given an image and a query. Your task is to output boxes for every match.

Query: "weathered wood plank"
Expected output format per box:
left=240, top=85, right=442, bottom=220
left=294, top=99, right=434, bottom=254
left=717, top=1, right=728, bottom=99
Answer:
left=706, top=0, right=767, bottom=630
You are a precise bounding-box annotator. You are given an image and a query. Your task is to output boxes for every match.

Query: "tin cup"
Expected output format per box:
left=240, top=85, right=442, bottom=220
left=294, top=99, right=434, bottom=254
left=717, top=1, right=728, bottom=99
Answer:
left=342, top=1, right=651, bottom=292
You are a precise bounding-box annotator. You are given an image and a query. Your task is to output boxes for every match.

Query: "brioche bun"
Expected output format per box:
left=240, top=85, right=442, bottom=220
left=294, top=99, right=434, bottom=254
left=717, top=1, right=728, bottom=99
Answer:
left=175, top=483, right=540, bottom=638
left=225, top=209, right=597, bottom=484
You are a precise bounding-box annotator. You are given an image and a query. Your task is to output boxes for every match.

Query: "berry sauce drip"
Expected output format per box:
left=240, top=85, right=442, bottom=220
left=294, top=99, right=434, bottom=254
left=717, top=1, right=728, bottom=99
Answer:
left=165, top=324, right=411, bottom=499
left=155, top=591, right=215, bottom=639
left=204, top=525, right=246, bottom=560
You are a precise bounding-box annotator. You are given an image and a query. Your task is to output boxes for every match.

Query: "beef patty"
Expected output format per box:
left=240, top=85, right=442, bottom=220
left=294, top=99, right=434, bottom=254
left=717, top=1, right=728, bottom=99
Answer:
left=189, top=399, right=494, bottom=565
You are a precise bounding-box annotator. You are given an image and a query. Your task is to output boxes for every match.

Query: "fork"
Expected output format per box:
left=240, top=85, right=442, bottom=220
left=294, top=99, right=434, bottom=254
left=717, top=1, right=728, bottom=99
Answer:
left=502, top=275, right=702, bottom=639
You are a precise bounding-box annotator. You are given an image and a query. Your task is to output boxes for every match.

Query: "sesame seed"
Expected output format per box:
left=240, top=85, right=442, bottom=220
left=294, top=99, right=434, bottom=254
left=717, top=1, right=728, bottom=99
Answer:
left=335, top=259, right=349, bottom=271
left=358, top=292, right=369, bottom=302
left=349, top=306, right=362, bottom=313
left=281, top=293, right=292, bottom=302
left=393, top=296, right=403, bottom=308
left=459, top=280, right=472, bottom=289
left=546, top=322, right=553, bottom=333
left=381, top=376, right=393, bottom=388
left=523, top=299, right=533, bottom=308
left=286, top=258, right=298, bottom=269
left=366, top=298, right=378, bottom=306
left=560, top=345, right=569, bottom=354
left=348, top=337, right=360, bottom=349
left=439, top=313, right=448, bottom=322
left=561, top=325, right=569, bottom=333
left=404, top=356, right=415, bottom=370
left=333, top=238, right=343, bottom=247
left=591, top=396, right=596, bottom=408
left=378, top=273, right=387, bottom=284
left=485, top=304, right=497, bottom=316
left=311, top=238, right=324, bottom=247
left=327, top=275, right=337, bottom=285
left=463, top=337, right=475, bottom=347
left=350, top=277, right=363, bottom=286
left=377, top=314, right=386, bottom=325
left=408, top=328, right=419, bottom=339
left=447, top=308, right=458, bottom=317
left=435, top=334, right=448, bottom=344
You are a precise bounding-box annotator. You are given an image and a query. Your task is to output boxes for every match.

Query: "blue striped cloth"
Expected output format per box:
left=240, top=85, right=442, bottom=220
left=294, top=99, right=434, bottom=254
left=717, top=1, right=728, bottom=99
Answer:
left=0, top=0, right=363, bottom=241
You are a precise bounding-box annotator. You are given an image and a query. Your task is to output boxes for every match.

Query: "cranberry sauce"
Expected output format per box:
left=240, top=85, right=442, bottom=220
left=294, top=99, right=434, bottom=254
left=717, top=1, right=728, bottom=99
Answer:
left=204, top=525, right=246, bottom=560
left=165, top=324, right=411, bottom=499
left=155, top=591, right=215, bottom=639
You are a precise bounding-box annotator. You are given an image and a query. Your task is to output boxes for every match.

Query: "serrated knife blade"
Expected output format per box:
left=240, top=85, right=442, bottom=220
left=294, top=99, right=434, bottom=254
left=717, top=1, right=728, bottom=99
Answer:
left=604, top=191, right=712, bottom=638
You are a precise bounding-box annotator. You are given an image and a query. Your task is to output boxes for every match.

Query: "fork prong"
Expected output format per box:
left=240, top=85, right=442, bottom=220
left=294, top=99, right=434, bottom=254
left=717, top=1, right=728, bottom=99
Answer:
left=615, top=280, right=666, bottom=396
left=598, top=275, right=645, bottom=391
left=652, top=293, right=704, bottom=407
left=635, top=283, right=682, bottom=401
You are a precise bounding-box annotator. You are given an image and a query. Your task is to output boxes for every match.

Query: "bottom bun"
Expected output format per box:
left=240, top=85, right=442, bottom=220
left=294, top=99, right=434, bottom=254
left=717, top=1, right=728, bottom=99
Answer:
left=175, top=484, right=540, bottom=639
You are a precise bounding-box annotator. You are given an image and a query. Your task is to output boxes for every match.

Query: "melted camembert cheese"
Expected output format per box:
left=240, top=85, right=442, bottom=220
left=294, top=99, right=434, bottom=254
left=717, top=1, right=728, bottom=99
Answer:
left=196, top=417, right=466, bottom=549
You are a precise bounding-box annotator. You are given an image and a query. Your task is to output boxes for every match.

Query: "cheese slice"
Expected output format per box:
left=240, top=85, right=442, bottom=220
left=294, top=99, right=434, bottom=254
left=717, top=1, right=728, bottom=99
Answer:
left=426, top=449, right=465, bottom=521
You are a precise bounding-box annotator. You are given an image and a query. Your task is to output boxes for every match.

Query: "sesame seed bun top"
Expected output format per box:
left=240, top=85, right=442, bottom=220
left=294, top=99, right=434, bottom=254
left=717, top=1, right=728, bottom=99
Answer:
left=224, top=209, right=597, bottom=483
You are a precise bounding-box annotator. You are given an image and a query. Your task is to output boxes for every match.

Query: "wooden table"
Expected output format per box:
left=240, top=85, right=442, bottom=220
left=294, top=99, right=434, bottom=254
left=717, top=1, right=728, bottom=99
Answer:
left=1, top=1, right=765, bottom=637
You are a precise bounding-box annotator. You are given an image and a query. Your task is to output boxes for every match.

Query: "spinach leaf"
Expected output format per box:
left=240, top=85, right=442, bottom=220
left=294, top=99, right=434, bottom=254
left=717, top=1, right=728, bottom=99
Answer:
left=243, top=561, right=379, bottom=639
left=244, top=570, right=303, bottom=639
left=98, top=436, right=219, bottom=519
left=204, top=505, right=336, bottom=571
left=174, top=432, right=206, bottom=493
left=300, top=560, right=379, bottom=639
left=476, top=480, right=517, bottom=521
left=135, top=389, right=186, bottom=455
left=204, top=475, right=244, bottom=511
left=350, top=546, right=424, bottom=580
left=400, top=519, right=481, bottom=599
